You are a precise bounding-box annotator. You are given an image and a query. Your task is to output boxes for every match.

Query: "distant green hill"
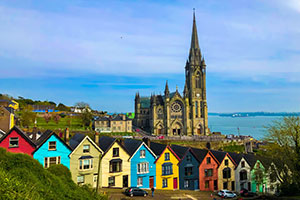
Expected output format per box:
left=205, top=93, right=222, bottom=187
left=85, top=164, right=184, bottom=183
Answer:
left=0, top=148, right=107, bottom=200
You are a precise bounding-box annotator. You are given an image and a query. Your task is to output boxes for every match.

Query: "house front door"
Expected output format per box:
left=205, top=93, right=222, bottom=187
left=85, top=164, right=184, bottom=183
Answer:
left=123, top=175, right=128, bottom=188
left=194, top=180, right=199, bottom=190
left=214, top=180, right=218, bottom=190
left=149, top=176, right=154, bottom=188
left=173, top=178, right=178, bottom=189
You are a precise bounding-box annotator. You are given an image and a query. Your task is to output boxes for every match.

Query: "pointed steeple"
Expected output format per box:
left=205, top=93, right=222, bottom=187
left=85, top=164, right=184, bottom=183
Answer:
left=183, top=81, right=189, bottom=97
left=189, top=9, right=201, bottom=65
left=164, top=80, right=170, bottom=97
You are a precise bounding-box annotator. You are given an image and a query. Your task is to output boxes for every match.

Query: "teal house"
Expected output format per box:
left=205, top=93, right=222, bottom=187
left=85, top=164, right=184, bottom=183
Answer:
left=33, top=130, right=72, bottom=169
left=123, top=138, right=157, bottom=189
left=251, top=158, right=268, bottom=193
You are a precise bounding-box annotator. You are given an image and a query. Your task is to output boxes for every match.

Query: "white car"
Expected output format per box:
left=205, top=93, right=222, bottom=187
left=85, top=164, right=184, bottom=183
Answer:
left=218, top=190, right=237, bottom=198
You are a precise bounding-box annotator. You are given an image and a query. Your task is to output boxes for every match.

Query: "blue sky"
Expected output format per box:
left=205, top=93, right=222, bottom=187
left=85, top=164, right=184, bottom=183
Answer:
left=0, top=0, right=300, bottom=113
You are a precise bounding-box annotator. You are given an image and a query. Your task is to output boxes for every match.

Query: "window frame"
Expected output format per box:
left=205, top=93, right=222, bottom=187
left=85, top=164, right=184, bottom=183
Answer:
left=44, top=156, right=61, bottom=168
left=83, top=144, right=90, bottom=153
left=9, top=137, right=19, bottom=148
left=137, top=177, right=143, bottom=187
left=162, top=179, right=168, bottom=188
left=206, top=157, right=211, bottom=164
left=108, top=176, right=115, bottom=186
left=79, top=159, right=94, bottom=170
left=48, top=141, right=57, bottom=151
left=140, top=150, right=146, bottom=158
left=77, top=175, right=84, bottom=184
left=165, top=152, right=170, bottom=161
left=112, top=148, right=119, bottom=157
left=137, top=162, right=149, bottom=174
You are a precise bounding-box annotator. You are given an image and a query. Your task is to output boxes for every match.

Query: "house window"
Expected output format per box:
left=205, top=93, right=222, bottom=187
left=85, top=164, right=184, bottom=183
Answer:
left=205, top=180, right=209, bottom=188
left=241, top=161, right=245, bottom=168
left=140, top=150, right=146, bottom=158
left=162, top=179, right=168, bottom=188
left=223, top=167, right=231, bottom=179
left=77, top=175, right=84, bottom=184
left=185, top=167, right=193, bottom=176
left=48, top=141, right=56, bottom=151
left=240, top=170, right=247, bottom=181
left=109, top=160, right=122, bottom=173
left=223, top=182, right=228, bottom=189
left=186, top=155, right=192, bottom=162
left=9, top=137, right=19, bottom=148
left=206, top=157, right=211, bottom=164
left=165, top=153, right=170, bottom=161
left=93, top=175, right=98, bottom=183
left=137, top=162, right=149, bottom=174
left=184, top=180, right=189, bottom=188
left=79, top=159, right=93, bottom=170
left=162, top=164, right=173, bottom=175
left=205, top=169, right=213, bottom=177
left=113, top=148, right=119, bottom=157
left=83, top=145, right=90, bottom=153
left=108, top=176, right=115, bottom=186
left=225, top=159, right=229, bottom=166
left=44, top=156, right=61, bottom=168
left=137, top=177, right=143, bottom=187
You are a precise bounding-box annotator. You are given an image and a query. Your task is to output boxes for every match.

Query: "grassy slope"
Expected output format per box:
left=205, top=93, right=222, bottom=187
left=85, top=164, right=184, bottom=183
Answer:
left=0, top=148, right=107, bottom=200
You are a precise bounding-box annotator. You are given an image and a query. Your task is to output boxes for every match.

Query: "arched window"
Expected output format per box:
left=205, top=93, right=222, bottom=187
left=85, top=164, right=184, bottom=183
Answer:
left=195, top=101, right=198, bottom=118
left=223, top=167, right=231, bottom=179
left=195, top=71, right=201, bottom=88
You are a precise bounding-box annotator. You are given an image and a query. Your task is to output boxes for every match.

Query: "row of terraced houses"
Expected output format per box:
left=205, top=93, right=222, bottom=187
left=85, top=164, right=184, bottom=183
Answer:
left=0, top=126, right=286, bottom=194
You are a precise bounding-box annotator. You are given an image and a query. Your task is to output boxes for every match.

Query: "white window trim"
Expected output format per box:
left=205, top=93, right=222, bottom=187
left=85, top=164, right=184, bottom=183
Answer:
left=140, top=150, right=146, bottom=158
left=137, top=177, right=143, bottom=187
left=137, top=162, right=149, bottom=174
left=79, top=159, right=94, bottom=171
left=48, top=141, right=56, bottom=151
left=44, top=156, right=61, bottom=168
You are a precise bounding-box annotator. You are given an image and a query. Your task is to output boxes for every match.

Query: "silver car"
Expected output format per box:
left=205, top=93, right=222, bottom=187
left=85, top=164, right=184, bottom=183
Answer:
left=217, top=190, right=237, bottom=198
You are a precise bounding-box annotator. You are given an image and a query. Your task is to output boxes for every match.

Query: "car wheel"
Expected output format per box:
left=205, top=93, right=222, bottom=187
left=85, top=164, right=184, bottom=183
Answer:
left=144, top=193, right=147, bottom=197
left=130, top=194, right=133, bottom=197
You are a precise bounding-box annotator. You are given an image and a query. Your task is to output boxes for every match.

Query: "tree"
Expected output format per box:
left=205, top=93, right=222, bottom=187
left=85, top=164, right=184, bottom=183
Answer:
left=52, top=114, right=61, bottom=124
left=43, top=113, right=51, bottom=124
left=56, top=103, right=70, bottom=111
left=19, top=106, right=36, bottom=128
left=74, top=102, right=90, bottom=108
left=80, top=110, right=93, bottom=129
left=264, top=116, right=300, bottom=194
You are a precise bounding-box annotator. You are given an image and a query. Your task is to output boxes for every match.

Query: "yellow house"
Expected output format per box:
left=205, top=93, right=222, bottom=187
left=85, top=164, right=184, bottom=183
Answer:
left=217, top=153, right=237, bottom=191
left=155, top=145, right=180, bottom=190
left=98, top=136, right=131, bottom=188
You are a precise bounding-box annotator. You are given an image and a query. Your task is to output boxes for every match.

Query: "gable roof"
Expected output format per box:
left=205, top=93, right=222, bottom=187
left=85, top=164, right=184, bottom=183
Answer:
left=123, top=139, right=143, bottom=156
left=154, top=145, right=180, bottom=163
left=228, top=152, right=243, bottom=167
left=210, top=150, right=227, bottom=164
left=149, top=141, right=167, bottom=156
left=170, top=144, right=189, bottom=160
left=255, top=155, right=272, bottom=169
left=32, top=131, right=72, bottom=154
left=69, top=133, right=103, bottom=157
left=243, top=153, right=258, bottom=169
left=0, top=126, right=36, bottom=148
left=98, top=136, right=116, bottom=153
left=190, top=147, right=208, bottom=163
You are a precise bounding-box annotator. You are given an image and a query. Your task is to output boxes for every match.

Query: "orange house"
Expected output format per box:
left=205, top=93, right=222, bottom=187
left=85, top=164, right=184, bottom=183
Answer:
left=199, top=151, right=223, bottom=191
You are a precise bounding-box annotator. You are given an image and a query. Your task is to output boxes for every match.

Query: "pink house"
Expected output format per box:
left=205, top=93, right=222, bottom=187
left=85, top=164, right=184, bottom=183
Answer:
left=0, top=126, right=36, bottom=156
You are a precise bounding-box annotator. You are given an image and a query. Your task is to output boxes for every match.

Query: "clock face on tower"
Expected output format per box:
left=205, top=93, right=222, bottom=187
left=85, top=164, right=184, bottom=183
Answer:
left=171, top=102, right=182, bottom=113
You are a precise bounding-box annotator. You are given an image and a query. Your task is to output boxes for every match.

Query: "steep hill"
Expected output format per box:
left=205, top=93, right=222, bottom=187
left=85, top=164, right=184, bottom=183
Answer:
left=0, top=148, right=107, bottom=200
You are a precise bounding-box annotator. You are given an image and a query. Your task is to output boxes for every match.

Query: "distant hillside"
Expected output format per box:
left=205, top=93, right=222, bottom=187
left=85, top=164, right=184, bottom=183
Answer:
left=209, top=112, right=300, bottom=117
left=0, top=148, right=107, bottom=200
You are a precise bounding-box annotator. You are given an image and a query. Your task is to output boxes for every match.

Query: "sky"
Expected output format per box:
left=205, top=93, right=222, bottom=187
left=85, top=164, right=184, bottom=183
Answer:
left=0, top=0, right=300, bottom=113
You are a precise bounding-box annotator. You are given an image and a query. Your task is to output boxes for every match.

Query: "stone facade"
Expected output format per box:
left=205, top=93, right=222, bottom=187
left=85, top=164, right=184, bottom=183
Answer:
left=94, top=115, right=132, bottom=133
left=134, top=13, right=209, bottom=136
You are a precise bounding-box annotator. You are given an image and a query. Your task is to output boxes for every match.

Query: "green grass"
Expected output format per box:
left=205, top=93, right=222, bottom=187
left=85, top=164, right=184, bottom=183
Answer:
left=98, top=132, right=137, bottom=136
left=0, top=148, right=107, bottom=200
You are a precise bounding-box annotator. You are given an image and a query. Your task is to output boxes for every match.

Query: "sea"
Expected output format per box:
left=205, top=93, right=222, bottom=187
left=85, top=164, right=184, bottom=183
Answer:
left=208, top=115, right=283, bottom=140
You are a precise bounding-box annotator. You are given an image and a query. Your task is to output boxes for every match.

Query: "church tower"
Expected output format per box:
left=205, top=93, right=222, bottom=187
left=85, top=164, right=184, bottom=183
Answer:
left=185, top=11, right=209, bottom=135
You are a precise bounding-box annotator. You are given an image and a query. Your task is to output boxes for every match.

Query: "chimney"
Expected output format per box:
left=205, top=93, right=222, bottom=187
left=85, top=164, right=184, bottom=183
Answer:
left=95, top=132, right=99, bottom=146
left=32, top=127, right=38, bottom=142
left=142, top=137, right=151, bottom=148
left=122, top=115, right=126, bottom=121
left=65, top=128, right=69, bottom=142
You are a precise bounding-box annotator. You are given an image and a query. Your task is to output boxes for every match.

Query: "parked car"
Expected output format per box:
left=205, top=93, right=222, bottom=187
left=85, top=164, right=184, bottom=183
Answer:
left=135, top=128, right=140, bottom=132
left=240, top=188, right=257, bottom=197
left=125, top=187, right=148, bottom=197
left=157, top=135, right=164, bottom=139
left=218, top=190, right=237, bottom=198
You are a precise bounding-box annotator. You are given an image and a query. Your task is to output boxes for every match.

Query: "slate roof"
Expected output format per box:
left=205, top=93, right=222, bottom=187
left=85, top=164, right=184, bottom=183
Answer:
left=210, top=150, right=227, bottom=164
left=243, top=154, right=258, bottom=169
left=171, top=144, right=189, bottom=160
left=256, top=155, right=272, bottom=168
left=140, top=97, right=150, bottom=109
left=69, top=133, right=86, bottom=150
left=149, top=142, right=167, bottom=156
left=98, top=136, right=116, bottom=152
left=191, top=147, right=208, bottom=163
left=123, top=139, right=143, bottom=156
left=228, top=152, right=243, bottom=166
left=35, top=130, right=53, bottom=146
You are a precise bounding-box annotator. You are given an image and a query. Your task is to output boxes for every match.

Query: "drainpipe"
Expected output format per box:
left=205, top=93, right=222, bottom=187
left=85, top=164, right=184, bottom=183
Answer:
left=96, top=153, right=103, bottom=193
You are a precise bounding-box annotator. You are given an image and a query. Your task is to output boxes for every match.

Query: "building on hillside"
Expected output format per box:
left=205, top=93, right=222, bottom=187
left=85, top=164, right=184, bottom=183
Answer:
left=0, top=106, right=15, bottom=133
left=198, top=150, right=220, bottom=191
left=32, top=131, right=72, bottom=169
left=69, top=133, right=103, bottom=188
left=98, top=136, right=131, bottom=188
left=70, top=106, right=91, bottom=113
left=0, top=126, right=36, bottom=156
left=0, top=99, right=19, bottom=110
left=123, top=138, right=157, bottom=189
left=32, top=104, right=56, bottom=113
left=94, top=115, right=132, bottom=133
left=154, top=145, right=180, bottom=190
left=134, top=12, right=209, bottom=136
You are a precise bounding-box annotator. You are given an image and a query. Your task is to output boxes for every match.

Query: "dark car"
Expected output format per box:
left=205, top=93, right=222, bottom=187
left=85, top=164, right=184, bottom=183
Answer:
left=125, top=187, right=148, bottom=197
left=240, top=188, right=257, bottom=197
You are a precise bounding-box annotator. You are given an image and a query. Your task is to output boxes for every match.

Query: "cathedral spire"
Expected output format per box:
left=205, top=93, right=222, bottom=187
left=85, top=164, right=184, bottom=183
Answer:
left=183, top=81, right=189, bottom=97
left=189, top=9, right=201, bottom=65
left=164, top=80, right=170, bottom=97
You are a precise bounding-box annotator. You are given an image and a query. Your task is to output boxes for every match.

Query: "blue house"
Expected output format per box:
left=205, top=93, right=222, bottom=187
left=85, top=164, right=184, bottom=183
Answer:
left=32, top=130, right=72, bottom=169
left=123, top=138, right=157, bottom=189
left=172, top=145, right=207, bottom=190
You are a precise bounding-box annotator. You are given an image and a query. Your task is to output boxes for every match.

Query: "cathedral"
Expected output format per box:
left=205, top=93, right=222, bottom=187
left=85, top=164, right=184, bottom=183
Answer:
left=134, top=12, right=209, bottom=136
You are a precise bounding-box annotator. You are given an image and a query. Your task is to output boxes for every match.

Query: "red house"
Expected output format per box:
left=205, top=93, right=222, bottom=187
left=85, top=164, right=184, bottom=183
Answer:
left=0, top=126, right=36, bottom=156
left=199, top=150, right=225, bottom=191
